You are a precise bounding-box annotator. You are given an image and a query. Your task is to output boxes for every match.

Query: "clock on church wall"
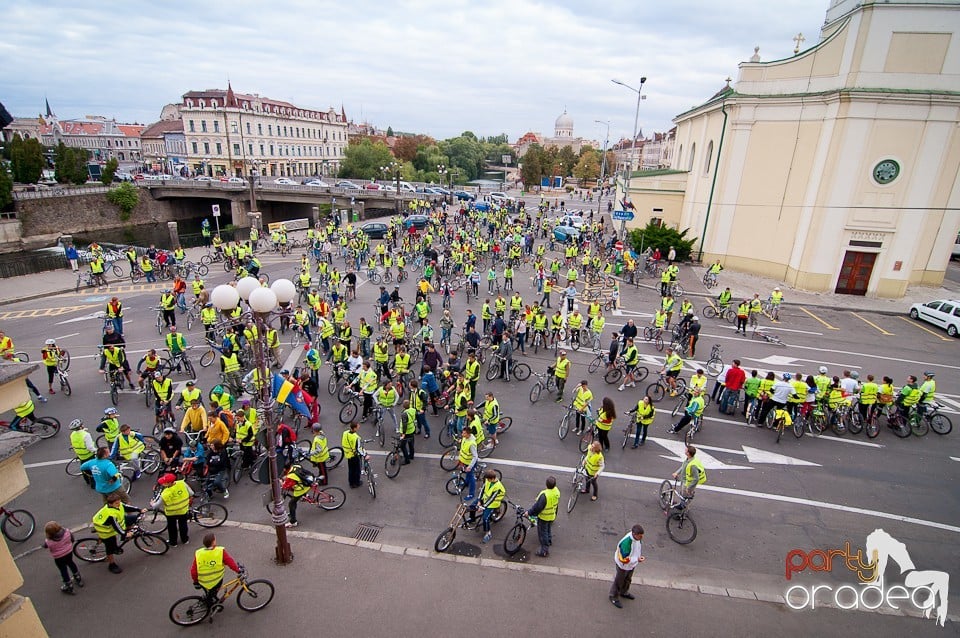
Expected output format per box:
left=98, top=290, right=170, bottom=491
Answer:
left=872, top=159, right=900, bottom=185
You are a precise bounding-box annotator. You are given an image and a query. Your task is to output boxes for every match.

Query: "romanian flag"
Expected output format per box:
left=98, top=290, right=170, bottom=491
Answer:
left=271, top=373, right=312, bottom=418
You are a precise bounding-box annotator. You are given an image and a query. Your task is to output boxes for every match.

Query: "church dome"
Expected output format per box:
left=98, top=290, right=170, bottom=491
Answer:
left=555, top=109, right=573, bottom=131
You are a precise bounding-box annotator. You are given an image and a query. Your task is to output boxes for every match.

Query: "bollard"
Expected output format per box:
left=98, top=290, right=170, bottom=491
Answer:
left=167, top=222, right=180, bottom=248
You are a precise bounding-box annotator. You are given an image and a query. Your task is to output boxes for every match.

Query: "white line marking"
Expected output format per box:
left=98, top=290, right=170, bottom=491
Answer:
left=54, top=332, right=80, bottom=341
left=24, top=459, right=71, bottom=469
left=699, top=414, right=884, bottom=447
left=718, top=325, right=823, bottom=336
left=951, top=457, right=960, bottom=463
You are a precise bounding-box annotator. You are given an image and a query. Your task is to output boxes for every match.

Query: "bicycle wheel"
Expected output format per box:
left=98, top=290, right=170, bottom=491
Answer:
left=793, top=416, right=805, bottom=439
left=73, top=537, right=106, bottom=562
left=65, top=457, right=83, bottom=476
left=435, top=527, right=456, bottom=552
left=578, top=429, right=594, bottom=454
left=56, top=350, right=71, bottom=372
left=366, top=473, right=377, bottom=499
left=604, top=368, right=622, bottom=384
left=186, top=312, right=195, bottom=331
left=140, top=509, right=168, bottom=534
left=587, top=356, right=602, bottom=374
left=477, top=439, right=494, bottom=459
left=237, top=579, right=275, bottom=612
left=169, top=595, right=210, bottom=626
left=439, top=447, right=459, bottom=471
left=529, top=383, right=543, bottom=403
left=558, top=413, right=571, bottom=440
left=32, top=416, right=60, bottom=439
left=317, top=487, right=346, bottom=510
left=327, top=374, right=340, bottom=396
left=232, top=461, right=243, bottom=484
left=666, top=511, right=697, bottom=544
left=339, top=402, right=358, bottom=424
left=570, top=335, right=580, bottom=351
left=890, top=416, right=911, bottom=438
left=497, top=417, right=512, bottom=434
left=200, top=349, right=216, bottom=368
left=566, top=479, right=581, bottom=513
left=385, top=451, right=402, bottom=479
left=60, top=374, right=72, bottom=396
left=337, top=384, right=354, bottom=404
left=706, top=358, right=723, bottom=378
left=911, top=417, right=929, bottom=437
left=194, top=503, right=228, bottom=528
left=140, top=450, right=161, bottom=474
left=654, top=335, right=664, bottom=352
left=439, top=420, right=456, bottom=448
left=445, top=476, right=464, bottom=496
left=1, top=509, right=36, bottom=542
left=183, top=359, right=196, bottom=378
left=658, top=480, right=673, bottom=511
left=642, top=327, right=653, bottom=341
left=110, top=384, right=119, bottom=406
left=647, top=383, right=665, bottom=402
left=512, top=362, right=531, bottom=381
left=504, top=523, right=526, bottom=556
left=702, top=306, right=717, bottom=319
left=485, top=362, right=500, bottom=382
left=327, top=446, right=344, bottom=469
left=847, top=412, right=863, bottom=435
left=134, top=532, right=169, bottom=555
left=865, top=416, right=881, bottom=439
left=776, top=421, right=784, bottom=444
left=929, top=413, right=952, bottom=435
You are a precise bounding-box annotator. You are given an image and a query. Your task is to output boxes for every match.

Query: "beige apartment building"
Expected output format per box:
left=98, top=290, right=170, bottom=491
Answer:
left=620, top=0, right=960, bottom=298
left=179, top=85, right=348, bottom=180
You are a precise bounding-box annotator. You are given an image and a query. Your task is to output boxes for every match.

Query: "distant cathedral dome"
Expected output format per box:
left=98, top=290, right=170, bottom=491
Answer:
left=554, top=110, right=573, bottom=137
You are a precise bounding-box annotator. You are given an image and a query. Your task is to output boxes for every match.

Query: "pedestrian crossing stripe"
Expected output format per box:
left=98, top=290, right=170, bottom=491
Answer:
left=0, top=305, right=92, bottom=320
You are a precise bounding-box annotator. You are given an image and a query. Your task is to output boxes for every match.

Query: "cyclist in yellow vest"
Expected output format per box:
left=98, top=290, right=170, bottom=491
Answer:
left=92, top=492, right=141, bottom=574
left=595, top=396, right=616, bottom=451
left=473, top=469, right=506, bottom=544
left=342, top=421, right=363, bottom=488
left=97, top=407, right=121, bottom=444
left=524, top=476, right=560, bottom=557
left=582, top=441, right=605, bottom=502
left=572, top=380, right=593, bottom=435
left=553, top=350, right=571, bottom=403
left=110, top=424, right=147, bottom=481
left=69, top=418, right=97, bottom=488
left=150, top=473, right=193, bottom=546
left=673, top=445, right=706, bottom=500
left=669, top=388, right=705, bottom=435
left=191, top=533, right=241, bottom=602
left=628, top=395, right=656, bottom=448
left=659, top=347, right=684, bottom=396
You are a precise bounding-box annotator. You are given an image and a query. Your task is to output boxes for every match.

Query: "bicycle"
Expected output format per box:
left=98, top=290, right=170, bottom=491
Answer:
left=162, top=347, right=197, bottom=378
left=528, top=369, right=557, bottom=403
left=485, top=349, right=531, bottom=382
left=384, top=435, right=406, bottom=479
left=752, top=327, right=785, bottom=347
left=0, top=506, right=36, bottom=542
left=566, top=454, right=588, bottom=513
left=702, top=272, right=718, bottom=289
left=641, top=326, right=665, bottom=352
left=72, top=513, right=169, bottom=562
left=604, top=357, right=650, bottom=386
left=360, top=440, right=377, bottom=498
left=701, top=303, right=736, bottom=324
left=76, top=270, right=106, bottom=292
left=53, top=366, right=72, bottom=397
left=705, top=344, right=723, bottom=377
left=434, top=498, right=507, bottom=552
left=921, top=402, right=953, bottom=435
left=644, top=372, right=688, bottom=403
left=141, top=493, right=229, bottom=533
left=169, top=569, right=274, bottom=626
left=657, top=477, right=697, bottom=544
left=503, top=501, right=534, bottom=556
left=0, top=413, right=61, bottom=439
left=263, top=481, right=346, bottom=514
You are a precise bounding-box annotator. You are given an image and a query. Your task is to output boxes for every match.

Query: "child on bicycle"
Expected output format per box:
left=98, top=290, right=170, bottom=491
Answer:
left=190, top=533, right=242, bottom=603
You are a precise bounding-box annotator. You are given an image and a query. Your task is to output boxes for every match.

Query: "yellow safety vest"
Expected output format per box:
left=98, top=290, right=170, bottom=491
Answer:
left=222, top=353, right=240, bottom=373
left=161, top=480, right=191, bottom=516
left=117, top=433, right=145, bottom=459
left=195, top=546, right=225, bottom=589
left=92, top=504, right=125, bottom=539
left=584, top=451, right=603, bottom=476
left=71, top=430, right=95, bottom=460
left=538, top=487, right=560, bottom=521
left=684, top=457, right=707, bottom=486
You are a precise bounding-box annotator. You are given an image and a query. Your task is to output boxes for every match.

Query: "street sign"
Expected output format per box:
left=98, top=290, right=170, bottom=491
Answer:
left=612, top=210, right=634, bottom=221
left=614, top=240, right=624, bottom=251
left=211, top=204, right=221, bottom=217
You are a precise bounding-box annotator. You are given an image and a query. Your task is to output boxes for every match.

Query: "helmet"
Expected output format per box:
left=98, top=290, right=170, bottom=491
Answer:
left=162, top=427, right=176, bottom=434
left=851, top=371, right=860, bottom=380
left=45, top=339, right=56, bottom=346
left=818, top=366, right=828, bottom=374
left=104, top=407, right=118, bottom=416
left=188, top=438, right=198, bottom=448
left=782, top=373, right=792, bottom=380
left=205, top=302, right=213, bottom=308
left=154, top=371, right=162, bottom=379
left=212, top=384, right=224, bottom=395
left=692, top=316, right=699, bottom=322
left=924, top=371, right=935, bottom=378
left=158, top=473, right=176, bottom=486
left=69, top=418, right=84, bottom=430
left=241, top=399, right=250, bottom=406
left=312, top=423, right=322, bottom=431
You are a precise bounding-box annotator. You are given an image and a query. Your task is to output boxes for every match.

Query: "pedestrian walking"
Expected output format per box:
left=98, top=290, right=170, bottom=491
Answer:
left=43, top=521, right=83, bottom=594
left=609, top=524, right=645, bottom=608
left=525, top=476, right=560, bottom=557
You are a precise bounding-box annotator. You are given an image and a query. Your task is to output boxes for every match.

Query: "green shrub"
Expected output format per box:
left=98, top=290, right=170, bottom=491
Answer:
left=627, top=221, right=698, bottom=261
left=106, top=182, right=139, bottom=221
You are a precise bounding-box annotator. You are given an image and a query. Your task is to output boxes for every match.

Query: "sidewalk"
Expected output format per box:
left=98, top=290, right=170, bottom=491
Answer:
left=630, top=261, right=960, bottom=316
left=14, top=523, right=946, bottom=638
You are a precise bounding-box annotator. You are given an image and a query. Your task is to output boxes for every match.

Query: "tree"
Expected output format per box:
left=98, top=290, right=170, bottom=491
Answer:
left=106, top=182, right=139, bottom=221
left=628, top=221, right=698, bottom=261
left=54, top=143, right=89, bottom=185
left=386, top=126, right=394, bottom=137
left=441, top=134, right=484, bottom=181
left=519, top=144, right=547, bottom=188
left=101, top=157, right=119, bottom=185
left=0, top=163, right=13, bottom=211
left=338, top=138, right=395, bottom=180
left=573, top=149, right=600, bottom=182
left=557, top=146, right=577, bottom=177
left=9, top=134, right=44, bottom=184
left=393, top=136, right=419, bottom=163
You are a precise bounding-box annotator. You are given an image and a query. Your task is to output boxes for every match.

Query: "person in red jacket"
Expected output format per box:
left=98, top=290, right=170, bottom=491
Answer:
left=190, top=533, right=241, bottom=604
left=720, top=359, right=746, bottom=414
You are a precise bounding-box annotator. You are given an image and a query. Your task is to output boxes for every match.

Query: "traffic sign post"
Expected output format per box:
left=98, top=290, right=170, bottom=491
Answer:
left=211, top=204, right=221, bottom=236
left=612, top=210, right=635, bottom=221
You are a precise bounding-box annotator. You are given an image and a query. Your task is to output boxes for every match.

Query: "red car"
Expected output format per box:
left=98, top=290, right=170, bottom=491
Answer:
left=364, top=183, right=382, bottom=191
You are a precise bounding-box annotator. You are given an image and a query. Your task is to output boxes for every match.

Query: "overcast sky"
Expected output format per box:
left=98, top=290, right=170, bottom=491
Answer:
left=1, top=0, right=828, bottom=143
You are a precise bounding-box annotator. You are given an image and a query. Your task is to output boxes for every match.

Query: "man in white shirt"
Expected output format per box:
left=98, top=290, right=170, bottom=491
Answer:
left=609, top=524, right=645, bottom=608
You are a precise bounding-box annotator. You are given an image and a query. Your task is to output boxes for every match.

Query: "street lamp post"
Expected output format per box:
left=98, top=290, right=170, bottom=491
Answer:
left=437, top=164, right=448, bottom=201
left=594, top=120, right=610, bottom=218
left=380, top=161, right=401, bottom=215
left=249, top=159, right=260, bottom=214
left=210, top=278, right=297, bottom=564
left=611, top=76, right=647, bottom=236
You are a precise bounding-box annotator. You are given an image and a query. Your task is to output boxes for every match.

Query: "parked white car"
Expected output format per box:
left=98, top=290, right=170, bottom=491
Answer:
left=274, top=177, right=296, bottom=185
left=304, top=180, right=331, bottom=187
left=909, top=299, right=960, bottom=337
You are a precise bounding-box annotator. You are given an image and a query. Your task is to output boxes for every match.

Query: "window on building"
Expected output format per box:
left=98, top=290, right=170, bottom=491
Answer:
left=704, top=141, right=713, bottom=175
left=283, top=126, right=288, bottom=137
left=192, top=142, right=198, bottom=153
left=201, top=121, right=207, bottom=133
left=215, top=143, right=222, bottom=154
left=233, top=143, right=241, bottom=156
left=260, top=144, right=265, bottom=156
left=248, top=143, right=253, bottom=155
left=230, top=122, right=238, bottom=134
left=189, top=120, right=195, bottom=132
left=258, top=123, right=263, bottom=135
left=203, top=142, right=210, bottom=154
left=246, top=122, right=251, bottom=135
left=214, top=121, right=220, bottom=133
left=268, top=125, right=273, bottom=136
left=688, top=143, right=696, bottom=172
left=270, top=144, right=274, bottom=156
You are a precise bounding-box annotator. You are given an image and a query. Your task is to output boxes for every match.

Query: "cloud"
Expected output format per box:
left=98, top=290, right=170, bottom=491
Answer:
left=0, top=0, right=826, bottom=140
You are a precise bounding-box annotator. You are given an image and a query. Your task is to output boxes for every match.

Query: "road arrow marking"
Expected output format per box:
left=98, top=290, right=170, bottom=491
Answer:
left=55, top=311, right=105, bottom=325
left=649, top=437, right=752, bottom=470
left=740, top=445, right=820, bottom=466
left=612, top=308, right=652, bottom=319
left=650, top=437, right=820, bottom=467
left=950, top=457, right=960, bottom=463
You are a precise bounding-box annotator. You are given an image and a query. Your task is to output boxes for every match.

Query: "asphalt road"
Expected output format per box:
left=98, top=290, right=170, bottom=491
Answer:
left=4, top=218, right=959, bottom=633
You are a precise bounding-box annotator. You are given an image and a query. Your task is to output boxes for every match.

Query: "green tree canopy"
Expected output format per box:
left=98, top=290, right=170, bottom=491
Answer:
left=54, top=143, right=89, bottom=185
left=627, top=221, right=698, bottom=261
left=101, top=157, right=119, bottom=185
left=519, top=144, right=547, bottom=188
left=386, top=126, right=394, bottom=137
left=106, top=182, right=139, bottom=221
left=0, top=163, right=13, bottom=210
left=440, top=135, right=485, bottom=181
left=556, top=146, right=577, bottom=177
left=9, top=134, right=45, bottom=184
left=573, top=149, right=600, bottom=182
left=338, top=138, right=395, bottom=181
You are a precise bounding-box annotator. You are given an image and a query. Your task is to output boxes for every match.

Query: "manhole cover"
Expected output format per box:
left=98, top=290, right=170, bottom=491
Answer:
left=354, top=523, right=382, bottom=542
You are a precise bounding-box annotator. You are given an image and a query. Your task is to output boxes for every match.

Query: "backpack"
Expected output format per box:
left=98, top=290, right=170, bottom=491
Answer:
left=293, top=465, right=316, bottom=486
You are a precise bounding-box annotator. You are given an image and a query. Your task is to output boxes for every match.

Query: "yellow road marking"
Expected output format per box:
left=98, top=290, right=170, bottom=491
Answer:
left=850, top=312, right=894, bottom=336
left=798, top=306, right=839, bottom=330
left=0, top=305, right=93, bottom=320
left=898, top=316, right=951, bottom=341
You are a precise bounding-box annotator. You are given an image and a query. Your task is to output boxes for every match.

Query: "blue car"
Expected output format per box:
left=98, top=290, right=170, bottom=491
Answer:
left=474, top=202, right=491, bottom=212
left=403, top=214, right=429, bottom=229
left=553, top=225, right=581, bottom=242
left=454, top=190, right=475, bottom=201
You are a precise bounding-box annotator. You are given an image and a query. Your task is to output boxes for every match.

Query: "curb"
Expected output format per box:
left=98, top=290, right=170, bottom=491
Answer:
left=217, top=519, right=959, bottom=623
